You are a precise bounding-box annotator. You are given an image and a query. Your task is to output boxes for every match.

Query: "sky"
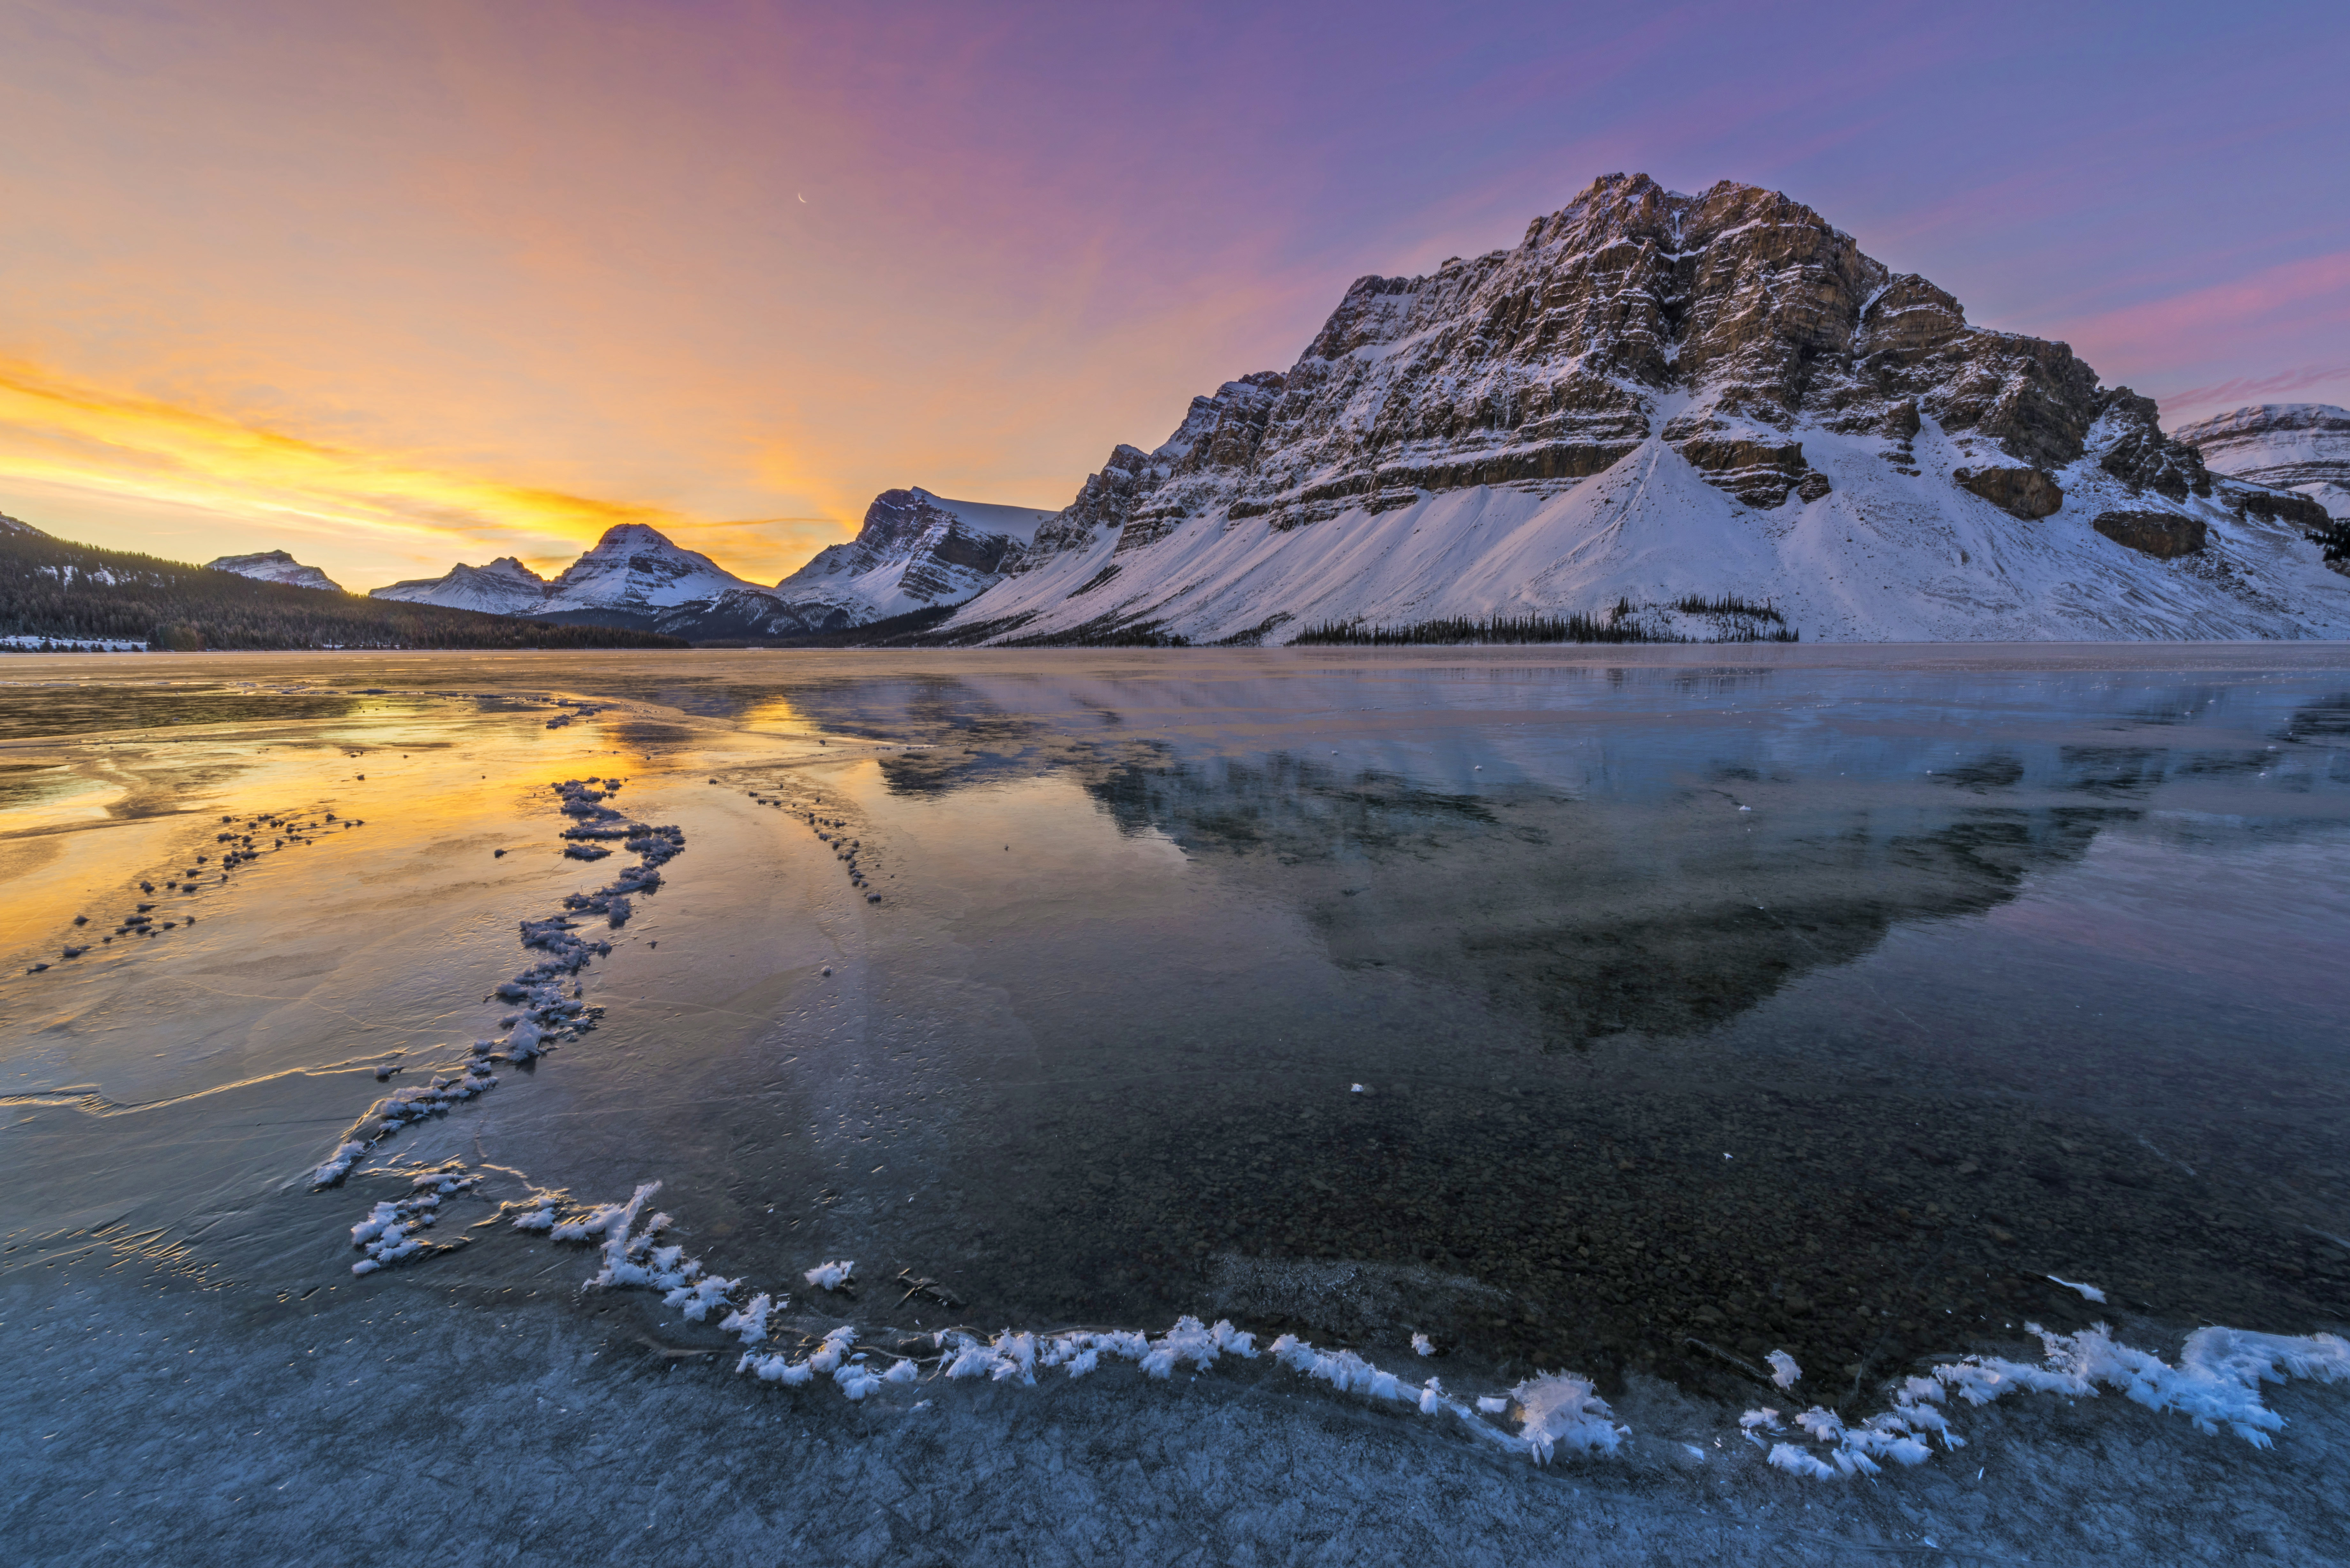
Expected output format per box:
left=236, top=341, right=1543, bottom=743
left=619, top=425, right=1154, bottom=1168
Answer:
left=1, top=0, right=2344, bottom=592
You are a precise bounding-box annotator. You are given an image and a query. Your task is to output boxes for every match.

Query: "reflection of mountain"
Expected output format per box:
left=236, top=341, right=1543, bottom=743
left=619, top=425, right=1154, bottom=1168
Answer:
left=761, top=669, right=2331, bottom=1049
left=717, top=667, right=2349, bottom=1392
left=1078, top=750, right=2124, bottom=1048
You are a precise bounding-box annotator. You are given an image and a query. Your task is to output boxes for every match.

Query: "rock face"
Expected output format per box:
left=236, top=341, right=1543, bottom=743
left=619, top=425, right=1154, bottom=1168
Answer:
left=2092, top=510, right=2206, bottom=559
left=767, top=488, right=1057, bottom=631
left=371, top=555, right=551, bottom=615
left=205, top=549, right=343, bottom=592
left=946, top=174, right=2349, bottom=643
left=1954, top=467, right=2064, bottom=520
left=2176, top=404, right=2350, bottom=520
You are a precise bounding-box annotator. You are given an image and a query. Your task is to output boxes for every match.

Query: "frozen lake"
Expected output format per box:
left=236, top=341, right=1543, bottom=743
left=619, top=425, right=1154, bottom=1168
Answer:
left=3, top=645, right=2346, bottom=1563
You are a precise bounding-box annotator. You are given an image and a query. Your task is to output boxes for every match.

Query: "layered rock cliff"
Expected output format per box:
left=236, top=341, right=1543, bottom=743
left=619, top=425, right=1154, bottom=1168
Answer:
left=952, top=174, right=2347, bottom=643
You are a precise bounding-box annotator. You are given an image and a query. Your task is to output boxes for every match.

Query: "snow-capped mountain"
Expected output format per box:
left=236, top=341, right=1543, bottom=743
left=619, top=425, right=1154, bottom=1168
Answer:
left=765, top=488, right=1058, bottom=631
left=371, top=555, right=552, bottom=615
left=942, top=174, right=2349, bottom=644
left=371, top=524, right=765, bottom=629
left=2175, top=404, right=2350, bottom=522
left=537, top=523, right=765, bottom=618
left=205, top=549, right=343, bottom=592
left=0, top=511, right=46, bottom=539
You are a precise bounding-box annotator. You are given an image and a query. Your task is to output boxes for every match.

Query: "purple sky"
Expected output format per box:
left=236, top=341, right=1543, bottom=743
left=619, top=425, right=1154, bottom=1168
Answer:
left=2, top=0, right=2343, bottom=587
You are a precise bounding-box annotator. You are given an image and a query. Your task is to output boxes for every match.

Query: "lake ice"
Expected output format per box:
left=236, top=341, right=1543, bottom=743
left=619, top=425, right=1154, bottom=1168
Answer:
left=3, top=645, right=2345, bottom=1564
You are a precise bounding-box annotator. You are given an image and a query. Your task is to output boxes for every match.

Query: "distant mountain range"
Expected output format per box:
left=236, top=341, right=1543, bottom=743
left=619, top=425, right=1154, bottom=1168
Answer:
left=0, top=515, right=685, bottom=651
left=369, top=491, right=1054, bottom=640
left=366, top=178, right=2350, bottom=647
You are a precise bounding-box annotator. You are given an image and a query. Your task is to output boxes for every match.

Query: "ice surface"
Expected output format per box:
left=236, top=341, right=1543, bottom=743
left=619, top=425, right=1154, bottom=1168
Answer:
left=8, top=650, right=2350, bottom=1563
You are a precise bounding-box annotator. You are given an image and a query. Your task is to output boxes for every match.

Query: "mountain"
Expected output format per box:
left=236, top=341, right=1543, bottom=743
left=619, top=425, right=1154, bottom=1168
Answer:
left=2175, top=404, right=2350, bottom=523
left=371, top=555, right=551, bottom=615
left=937, top=174, right=2349, bottom=645
left=536, top=523, right=766, bottom=621
left=205, top=549, right=343, bottom=592
left=0, top=511, right=46, bottom=539
left=0, top=513, right=686, bottom=651
left=371, top=524, right=761, bottom=629
left=763, top=488, right=1058, bottom=631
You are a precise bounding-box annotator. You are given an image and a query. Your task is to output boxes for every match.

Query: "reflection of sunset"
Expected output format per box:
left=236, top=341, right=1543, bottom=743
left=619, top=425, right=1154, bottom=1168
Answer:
left=739, top=694, right=814, bottom=736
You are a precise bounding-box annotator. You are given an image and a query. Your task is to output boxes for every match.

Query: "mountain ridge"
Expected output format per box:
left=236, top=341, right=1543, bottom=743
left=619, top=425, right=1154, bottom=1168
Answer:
left=369, top=489, right=1054, bottom=640
left=0, top=515, right=687, bottom=651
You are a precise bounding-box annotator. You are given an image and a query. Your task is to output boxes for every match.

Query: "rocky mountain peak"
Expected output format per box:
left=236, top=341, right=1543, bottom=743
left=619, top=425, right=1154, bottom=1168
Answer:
left=1004, top=173, right=2221, bottom=548
left=475, top=556, right=547, bottom=583
left=572, top=523, right=687, bottom=560
left=546, top=524, right=755, bottom=607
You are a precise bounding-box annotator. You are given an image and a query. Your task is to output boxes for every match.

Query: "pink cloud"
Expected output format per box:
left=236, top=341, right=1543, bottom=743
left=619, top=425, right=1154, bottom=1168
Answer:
left=2157, top=365, right=2350, bottom=424
left=2053, top=251, right=2350, bottom=366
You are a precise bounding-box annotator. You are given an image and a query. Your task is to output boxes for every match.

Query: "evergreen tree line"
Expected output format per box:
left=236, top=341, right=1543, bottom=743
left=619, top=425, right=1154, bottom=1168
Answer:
left=1291, top=609, right=1799, bottom=646
left=0, top=528, right=686, bottom=651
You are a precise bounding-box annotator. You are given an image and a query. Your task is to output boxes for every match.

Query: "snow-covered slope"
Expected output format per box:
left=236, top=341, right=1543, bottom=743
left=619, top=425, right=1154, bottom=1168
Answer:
left=944, top=175, right=2349, bottom=644
left=205, top=549, right=343, bottom=592
left=0, top=511, right=46, bottom=539
left=371, top=555, right=552, bottom=614
left=767, top=487, right=1057, bottom=630
left=2176, top=404, right=2350, bottom=521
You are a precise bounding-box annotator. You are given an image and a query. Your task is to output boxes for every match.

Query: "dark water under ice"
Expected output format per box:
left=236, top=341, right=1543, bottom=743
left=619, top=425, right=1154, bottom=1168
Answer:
left=3, top=645, right=2346, bottom=1562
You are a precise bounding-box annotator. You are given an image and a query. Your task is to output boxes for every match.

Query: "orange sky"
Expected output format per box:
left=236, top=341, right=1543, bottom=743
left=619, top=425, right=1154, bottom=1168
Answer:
left=3, top=2, right=2342, bottom=592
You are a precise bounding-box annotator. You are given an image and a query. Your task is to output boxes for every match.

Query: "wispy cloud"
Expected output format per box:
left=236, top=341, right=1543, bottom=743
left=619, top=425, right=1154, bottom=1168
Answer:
left=2053, top=252, right=2350, bottom=366
left=0, top=358, right=711, bottom=573
left=2155, top=365, right=2350, bottom=426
